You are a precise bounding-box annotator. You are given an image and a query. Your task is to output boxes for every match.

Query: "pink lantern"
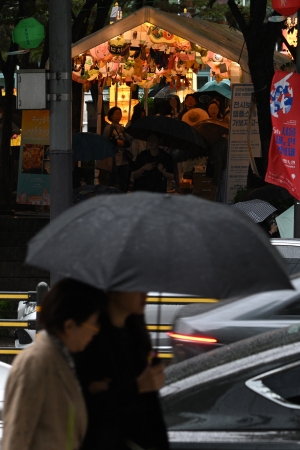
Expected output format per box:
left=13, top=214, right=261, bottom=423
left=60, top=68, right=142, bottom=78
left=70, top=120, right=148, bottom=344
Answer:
left=272, top=0, right=300, bottom=16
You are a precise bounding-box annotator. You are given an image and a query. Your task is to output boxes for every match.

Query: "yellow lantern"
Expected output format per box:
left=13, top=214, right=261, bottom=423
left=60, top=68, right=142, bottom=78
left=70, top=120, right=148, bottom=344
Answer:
left=109, top=83, right=139, bottom=125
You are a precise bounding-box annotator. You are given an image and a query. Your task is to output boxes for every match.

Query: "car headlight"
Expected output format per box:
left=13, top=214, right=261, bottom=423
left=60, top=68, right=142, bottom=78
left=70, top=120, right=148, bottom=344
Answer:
left=24, top=303, right=36, bottom=316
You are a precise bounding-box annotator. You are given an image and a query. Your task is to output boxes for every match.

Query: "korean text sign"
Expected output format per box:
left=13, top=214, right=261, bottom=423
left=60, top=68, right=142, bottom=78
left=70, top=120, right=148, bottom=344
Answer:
left=226, top=84, right=261, bottom=203
left=266, top=71, right=300, bottom=199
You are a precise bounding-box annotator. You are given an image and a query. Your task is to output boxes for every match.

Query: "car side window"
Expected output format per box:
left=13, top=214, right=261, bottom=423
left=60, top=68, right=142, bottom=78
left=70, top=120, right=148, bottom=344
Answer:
left=246, top=361, right=300, bottom=407
left=275, top=298, right=300, bottom=316
left=284, top=258, right=300, bottom=276
left=264, top=363, right=300, bottom=404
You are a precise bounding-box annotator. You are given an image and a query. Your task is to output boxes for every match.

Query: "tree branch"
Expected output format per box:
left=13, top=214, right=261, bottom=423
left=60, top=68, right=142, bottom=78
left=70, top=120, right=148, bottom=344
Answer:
left=250, top=0, right=267, bottom=25
left=227, top=0, right=248, bottom=34
left=72, top=0, right=97, bottom=42
left=280, top=34, right=297, bottom=61
left=91, top=0, right=112, bottom=33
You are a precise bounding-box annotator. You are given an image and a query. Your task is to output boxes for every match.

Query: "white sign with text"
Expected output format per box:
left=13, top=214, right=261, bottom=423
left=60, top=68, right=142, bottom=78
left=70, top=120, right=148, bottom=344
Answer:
left=225, top=84, right=261, bottom=203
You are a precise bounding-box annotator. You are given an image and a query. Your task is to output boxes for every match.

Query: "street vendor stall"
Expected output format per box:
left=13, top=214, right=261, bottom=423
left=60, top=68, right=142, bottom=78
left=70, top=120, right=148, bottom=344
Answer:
left=71, top=6, right=292, bottom=132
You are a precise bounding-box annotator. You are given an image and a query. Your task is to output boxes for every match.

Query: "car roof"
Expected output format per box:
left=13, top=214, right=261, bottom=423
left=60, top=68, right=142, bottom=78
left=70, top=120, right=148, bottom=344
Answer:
left=271, top=239, right=300, bottom=275
left=175, top=275, right=300, bottom=323
left=163, top=324, right=300, bottom=394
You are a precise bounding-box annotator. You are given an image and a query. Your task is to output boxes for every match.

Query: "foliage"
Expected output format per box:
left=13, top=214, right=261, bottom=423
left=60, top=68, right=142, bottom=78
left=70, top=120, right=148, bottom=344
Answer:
left=233, top=185, right=250, bottom=203
left=0, top=0, right=49, bottom=65
left=139, top=96, right=155, bottom=115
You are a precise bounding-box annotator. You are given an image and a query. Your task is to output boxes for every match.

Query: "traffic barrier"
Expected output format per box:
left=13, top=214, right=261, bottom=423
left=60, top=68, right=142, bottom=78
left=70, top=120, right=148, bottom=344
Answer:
left=0, top=288, right=218, bottom=359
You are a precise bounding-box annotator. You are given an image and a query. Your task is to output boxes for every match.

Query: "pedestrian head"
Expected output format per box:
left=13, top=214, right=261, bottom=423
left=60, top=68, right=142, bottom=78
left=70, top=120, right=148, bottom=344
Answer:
left=131, top=104, right=146, bottom=123
left=207, top=99, right=221, bottom=119
left=169, top=96, right=180, bottom=115
left=156, top=100, right=173, bottom=116
left=184, top=94, right=196, bottom=110
left=108, top=106, right=122, bottom=124
left=40, top=278, right=106, bottom=352
left=107, top=292, right=147, bottom=326
left=147, top=134, right=160, bottom=153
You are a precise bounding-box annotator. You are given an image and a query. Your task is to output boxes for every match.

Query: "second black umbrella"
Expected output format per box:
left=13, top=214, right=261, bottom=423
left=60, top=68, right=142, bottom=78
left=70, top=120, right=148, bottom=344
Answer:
left=126, top=115, right=209, bottom=158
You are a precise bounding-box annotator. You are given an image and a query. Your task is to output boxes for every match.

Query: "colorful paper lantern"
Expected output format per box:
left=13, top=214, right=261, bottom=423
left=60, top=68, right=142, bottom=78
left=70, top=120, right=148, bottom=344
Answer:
left=272, top=0, right=300, bottom=16
left=12, top=18, right=45, bottom=49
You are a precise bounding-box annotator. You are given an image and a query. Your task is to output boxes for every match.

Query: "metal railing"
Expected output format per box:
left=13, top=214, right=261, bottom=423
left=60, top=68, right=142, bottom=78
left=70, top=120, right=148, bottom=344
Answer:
left=0, top=288, right=218, bottom=359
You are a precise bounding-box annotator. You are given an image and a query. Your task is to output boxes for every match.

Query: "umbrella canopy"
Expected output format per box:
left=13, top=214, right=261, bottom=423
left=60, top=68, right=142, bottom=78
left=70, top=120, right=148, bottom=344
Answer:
left=153, top=86, right=176, bottom=98
left=232, top=200, right=277, bottom=223
left=126, top=116, right=209, bottom=157
left=26, top=192, right=292, bottom=298
left=148, top=85, right=171, bottom=98
left=276, top=206, right=294, bottom=238
left=72, top=133, right=117, bottom=161
left=194, top=118, right=229, bottom=145
left=248, top=185, right=293, bottom=202
left=199, top=80, right=231, bottom=99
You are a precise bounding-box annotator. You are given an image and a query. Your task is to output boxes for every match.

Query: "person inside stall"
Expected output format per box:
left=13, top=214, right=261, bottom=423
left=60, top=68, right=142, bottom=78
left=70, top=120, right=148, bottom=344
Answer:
left=169, top=96, right=181, bottom=118
left=131, top=134, right=174, bottom=193
left=210, top=134, right=228, bottom=202
left=125, top=104, right=147, bottom=161
left=207, top=99, right=223, bottom=120
left=155, top=100, right=173, bottom=117
left=72, top=161, right=86, bottom=189
left=177, top=94, right=196, bottom=120
left=103, top=107, right=132, bottom=192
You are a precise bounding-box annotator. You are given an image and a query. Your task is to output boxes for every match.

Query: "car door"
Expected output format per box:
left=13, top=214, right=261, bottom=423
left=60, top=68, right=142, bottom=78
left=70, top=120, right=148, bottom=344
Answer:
left=163, top=347, right=300, bottom=449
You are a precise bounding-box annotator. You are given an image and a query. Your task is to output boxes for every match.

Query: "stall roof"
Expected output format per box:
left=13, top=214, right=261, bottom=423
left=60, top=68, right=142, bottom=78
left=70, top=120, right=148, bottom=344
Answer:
left=72, top=6, right=291, bottom=77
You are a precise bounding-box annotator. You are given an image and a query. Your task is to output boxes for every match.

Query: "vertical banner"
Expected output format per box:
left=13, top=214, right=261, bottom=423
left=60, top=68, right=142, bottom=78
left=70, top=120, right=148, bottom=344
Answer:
left=225, top=84, right=261, bottom=203
left=266, top=71, right=300, bottom=199
left=16, top=110, right=50, bottom=205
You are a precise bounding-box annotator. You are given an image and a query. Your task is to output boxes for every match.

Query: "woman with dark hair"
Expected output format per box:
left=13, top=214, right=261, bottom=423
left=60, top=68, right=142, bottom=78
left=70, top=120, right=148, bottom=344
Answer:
left=169, top=95, right=181, bottom=117
left=75, top=291, right=169, bottom=450
left=129, top=104, right=146, bottom=123
left=207, top=99, right=223, bottom=120
left=3, top=279, right=105, bottom=450
left=126, top=104, right=147, bottom=160
left=103, top=106, right=132, bottom=192
left=177, top=93, right=196, bottom=120
left=155, top=100, right=173, bottom=117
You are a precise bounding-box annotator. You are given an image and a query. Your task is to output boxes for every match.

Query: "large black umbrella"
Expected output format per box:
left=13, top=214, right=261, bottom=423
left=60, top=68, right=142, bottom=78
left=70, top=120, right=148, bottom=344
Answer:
left=247, top=185, right=293, bottom=202
left=148, top=84, right=168, bottom=98
left=26, top=192, right=292, bottom=298
left=194, top=119, right=229, bottom=146
left=126, top=116, right=208, bottom=157
left=72, top=132, right=117, bottom=161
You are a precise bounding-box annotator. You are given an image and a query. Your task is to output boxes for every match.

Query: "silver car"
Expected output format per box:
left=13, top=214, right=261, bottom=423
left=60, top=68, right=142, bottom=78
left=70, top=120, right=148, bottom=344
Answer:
left=169, top=275, right=300, bottom=362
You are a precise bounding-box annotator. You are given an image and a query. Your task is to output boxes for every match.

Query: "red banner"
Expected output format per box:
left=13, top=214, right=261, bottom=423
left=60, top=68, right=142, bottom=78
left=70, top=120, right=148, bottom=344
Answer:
left=266, top=71, right=300, bottom=200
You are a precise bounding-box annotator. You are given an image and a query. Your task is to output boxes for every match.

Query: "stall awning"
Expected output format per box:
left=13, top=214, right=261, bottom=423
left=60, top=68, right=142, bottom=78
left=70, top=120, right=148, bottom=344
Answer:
left=72, top=6, right=291, bottom=78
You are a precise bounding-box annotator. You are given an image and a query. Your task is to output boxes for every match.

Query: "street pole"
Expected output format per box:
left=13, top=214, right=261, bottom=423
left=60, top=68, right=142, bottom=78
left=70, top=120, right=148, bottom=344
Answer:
left=49, top=0, right=72, bottom=221
left=49, top=0, right=72, bottom=284
left=294, top=9, right=300, bottom=238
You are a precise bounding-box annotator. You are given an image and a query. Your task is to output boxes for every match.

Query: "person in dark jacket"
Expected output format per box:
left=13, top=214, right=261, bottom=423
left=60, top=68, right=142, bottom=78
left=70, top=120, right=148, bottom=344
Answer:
left=74, top=292, right=169, bottom=450
left=131, top=134, right=174, bottom=193
left=210, top=135, right=228, bottom=202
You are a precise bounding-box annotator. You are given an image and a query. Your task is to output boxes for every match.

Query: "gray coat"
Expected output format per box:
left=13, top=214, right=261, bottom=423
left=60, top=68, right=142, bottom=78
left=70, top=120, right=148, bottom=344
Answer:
left=3, top=332, right=87, bottom=450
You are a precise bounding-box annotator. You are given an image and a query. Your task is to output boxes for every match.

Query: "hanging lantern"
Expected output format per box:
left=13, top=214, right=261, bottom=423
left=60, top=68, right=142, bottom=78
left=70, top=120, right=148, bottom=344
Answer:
left=12, top=18, right=45, bottom=49
left=272, top=0, right=300, bottom=16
